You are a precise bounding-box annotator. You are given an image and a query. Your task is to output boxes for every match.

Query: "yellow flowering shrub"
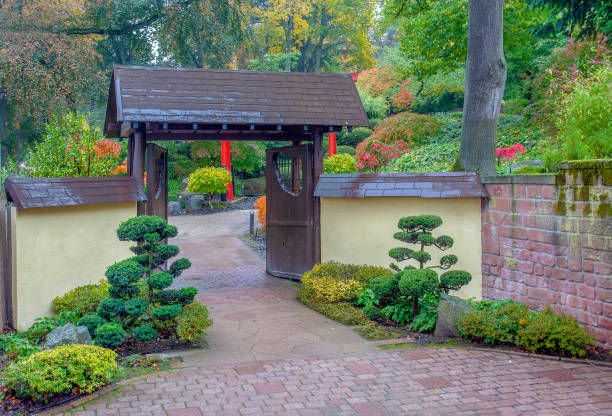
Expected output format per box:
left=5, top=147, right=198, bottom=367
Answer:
left=301, top=273, right=363, bottom=303
left=187, top=167, right=232, bottom=195
left=3, top=344, right=117, bottom=401
left=324, top=153, right=357, bottom=174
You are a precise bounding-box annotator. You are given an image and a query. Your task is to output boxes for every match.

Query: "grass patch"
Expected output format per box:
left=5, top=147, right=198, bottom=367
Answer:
left=354, top=322, right=405, bottom=341
left=377, top=342, right=417, bottom=350
left=425, top=340, right=461, bottom=348
left=297, top=288, right=369, bottom=325
left=113, top=354, right=180, bottom=382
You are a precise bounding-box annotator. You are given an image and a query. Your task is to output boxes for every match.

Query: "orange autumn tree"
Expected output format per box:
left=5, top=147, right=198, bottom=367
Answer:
left=253, top=196, right=266, bottom=231
left=357, top=67, right=415, bottom=113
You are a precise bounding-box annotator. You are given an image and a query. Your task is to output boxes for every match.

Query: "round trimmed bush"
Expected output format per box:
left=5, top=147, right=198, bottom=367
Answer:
left=369, top=274, right=399, bottom=306
left=398, top=215, right=442, bottom=232
left=97, top=298, right=126, bottom=321
left=95, top=323, right=126, bottom=347
left=124, top=298, right=149, bottom=316
left=3, top=344, right=117, bottom=401
left=179, top=287, right=198, bottom=304
left=398, top=269, right=439, bottom=298
left=78, top=314, right=106, bottom=337
left=186, top=166, right=232, bottom=195
left=169, top=258, right=192, bottom=277
left=147, top=272, right=174, bottom=290
left=363, top=305, right=386, bottom=323
left=152, top=304, right=182, bottom=320
left=117, top=215, right=178, bottom=242
left=439, top=270, right=471, bottom=292
left=108, top=285, right=140, bottom=299
left=132, top=325, right=158, bottom=342
left=105, top=260, right=143, bottom=287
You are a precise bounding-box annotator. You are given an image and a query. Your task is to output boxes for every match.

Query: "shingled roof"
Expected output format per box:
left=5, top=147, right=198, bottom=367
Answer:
left=314, top=173, right=488, bottom=198
left=104, top=65, right=369, bottom=137
left=5, top=176, right=146, bottom=211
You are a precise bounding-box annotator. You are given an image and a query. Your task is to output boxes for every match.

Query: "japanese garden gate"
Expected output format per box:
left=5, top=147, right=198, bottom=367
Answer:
left=104, top=65, right=368, bottom=279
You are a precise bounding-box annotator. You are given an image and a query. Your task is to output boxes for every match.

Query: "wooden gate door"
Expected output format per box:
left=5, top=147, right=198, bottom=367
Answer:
left=145, top=143, right=168, bottom=220
left=266, top=144, right=318, bottom=280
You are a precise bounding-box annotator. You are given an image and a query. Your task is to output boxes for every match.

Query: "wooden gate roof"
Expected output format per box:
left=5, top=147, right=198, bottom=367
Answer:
left=104, top=65, right=369, bottom=138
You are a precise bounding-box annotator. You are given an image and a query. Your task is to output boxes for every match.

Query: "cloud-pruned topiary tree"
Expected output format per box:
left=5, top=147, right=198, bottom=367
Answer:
left=92, top=215, right=196, bottom=347
left=389, top=214, right=472, bottom=316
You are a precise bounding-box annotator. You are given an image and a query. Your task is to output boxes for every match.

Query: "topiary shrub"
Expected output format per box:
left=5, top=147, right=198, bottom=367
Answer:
left=95, top=322, right=126, bottom=347
left=177, top=301, right=212, bottom=344
left=3, top=344, right=117, bottom=401
left=324, top=153, right=357, bottom=174
left=515, top=307, right=595, bottom=357
left=52, top=279, right=110, bottom=314
left=186, top=166, right=232, bottom=208
left=93, top=215, right=201, bottom=347
left=388, top=214, right=471, bottom=316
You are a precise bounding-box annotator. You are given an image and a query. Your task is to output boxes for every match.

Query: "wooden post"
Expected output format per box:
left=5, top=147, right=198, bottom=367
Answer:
left=313, top=131, right=324, bottom=263
left=0, top=189, right=8, bottom=329
left=131, top=129, right=146, bottom=215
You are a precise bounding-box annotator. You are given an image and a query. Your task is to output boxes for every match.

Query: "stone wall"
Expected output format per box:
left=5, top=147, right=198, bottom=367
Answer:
left=481, top=160, right=612, bottom=347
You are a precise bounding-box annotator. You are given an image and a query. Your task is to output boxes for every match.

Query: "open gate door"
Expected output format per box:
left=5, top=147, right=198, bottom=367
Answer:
left=266, top=144, right=318, bottom=279
left=145, top=143, right=168, bottom=220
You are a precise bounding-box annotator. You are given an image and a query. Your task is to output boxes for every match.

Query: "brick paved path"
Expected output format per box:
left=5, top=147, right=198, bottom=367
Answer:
left=59, top=347, right=611, bottom=415
left=52, top=213, right=612, bottom=415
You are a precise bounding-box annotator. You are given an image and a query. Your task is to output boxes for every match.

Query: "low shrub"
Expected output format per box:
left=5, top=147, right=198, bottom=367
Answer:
left=132, top=325, right=158, bottom=342
left=368, top=274, right=398, bottom=307
left=353, top=265, right=393, bottom=285
left=3, top=344, right=117, bottom=401
left=324, top=153, right=356, bottom=174
left=301, top=274, right=363, bottom=303
left=177, top=301, right=212, bottom=344
left=458, top=303, right=532, bottom=345
left=516, top=307, right=594, bottom=357
left=336, top=127, right=373, bottom=147
left=304, top=262, right=360, bottom=281
left=52, top=279, right=110, bottom=314
left=296, top=289, right=369, bottom=325
left=186, top=166, right=232, bottom=195
left=336, top=145, right=356, bottom=156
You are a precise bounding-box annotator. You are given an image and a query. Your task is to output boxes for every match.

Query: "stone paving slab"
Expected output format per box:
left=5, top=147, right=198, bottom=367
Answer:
left=57, top=347, right=612, bottom=415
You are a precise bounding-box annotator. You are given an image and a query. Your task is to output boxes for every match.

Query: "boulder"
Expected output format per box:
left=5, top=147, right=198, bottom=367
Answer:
left=168, top=201, right=181, bottom=216
left=179, top=190, right=196, bottom=201
left=185, top=194, right=205, bottom=213
left=243, top=177, right=266, bottom=196
left=43, top=323, right=92, bottom=349
left=434, top=293, right=473, bottom=338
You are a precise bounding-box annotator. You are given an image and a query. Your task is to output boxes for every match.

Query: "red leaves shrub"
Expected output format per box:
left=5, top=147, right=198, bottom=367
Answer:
left=495, top=143, right=526, bottom=161
left=356, top=140, right=410, bottom=172
left=368, top=112, right=441, bottom=146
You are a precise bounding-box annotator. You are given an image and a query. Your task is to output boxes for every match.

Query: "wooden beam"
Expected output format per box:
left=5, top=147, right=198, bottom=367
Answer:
left=145, top=131, right=313, bottom=141
left=120, top=121, right=134, bottom=138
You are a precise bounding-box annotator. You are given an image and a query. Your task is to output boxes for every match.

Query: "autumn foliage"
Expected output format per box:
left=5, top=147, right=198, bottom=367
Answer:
left=357, top=68, right=415, bottom=112
left=253, top=196, right=266, bottom=231
left=355, top=140, right=411, bottom=173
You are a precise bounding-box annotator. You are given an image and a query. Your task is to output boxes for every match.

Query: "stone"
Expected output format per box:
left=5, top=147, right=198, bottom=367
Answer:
left=510, top=160, right=544, bottom=170
left=179, top=190, right=196, bottom=201
left=169, top=201, right=181, bottom=215
left=185, top=194, right=205, bottom=213
left=181, top=177, right=189, bottom=190
left=434, top=293, right=473, bottom=338
left=43, top=323, right=92, bottom=349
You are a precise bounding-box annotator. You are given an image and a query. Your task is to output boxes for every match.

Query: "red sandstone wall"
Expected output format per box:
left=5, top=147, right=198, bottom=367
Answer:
left=481, top=161, right=612, bottom=347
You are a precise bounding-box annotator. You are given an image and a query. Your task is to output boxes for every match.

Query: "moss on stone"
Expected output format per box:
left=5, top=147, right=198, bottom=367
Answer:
left=596, top=203, right=611, bottom=218
left=512, top=166, right=546, bottom=175
left=584, top=203, right=591, bottom=216
left=554, top=189, right=567, bottom=216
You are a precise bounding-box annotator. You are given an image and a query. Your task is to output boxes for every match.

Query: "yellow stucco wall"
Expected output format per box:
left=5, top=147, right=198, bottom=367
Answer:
left=320, top=197, right=482, bottom=300
left=11, top=202, right=136, bottom=330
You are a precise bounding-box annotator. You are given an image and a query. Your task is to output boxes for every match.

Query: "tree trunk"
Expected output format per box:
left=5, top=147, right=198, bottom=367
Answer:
left=458, top=0, right=506, bottom=175
left=0, top=189, right=8, bottom=330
